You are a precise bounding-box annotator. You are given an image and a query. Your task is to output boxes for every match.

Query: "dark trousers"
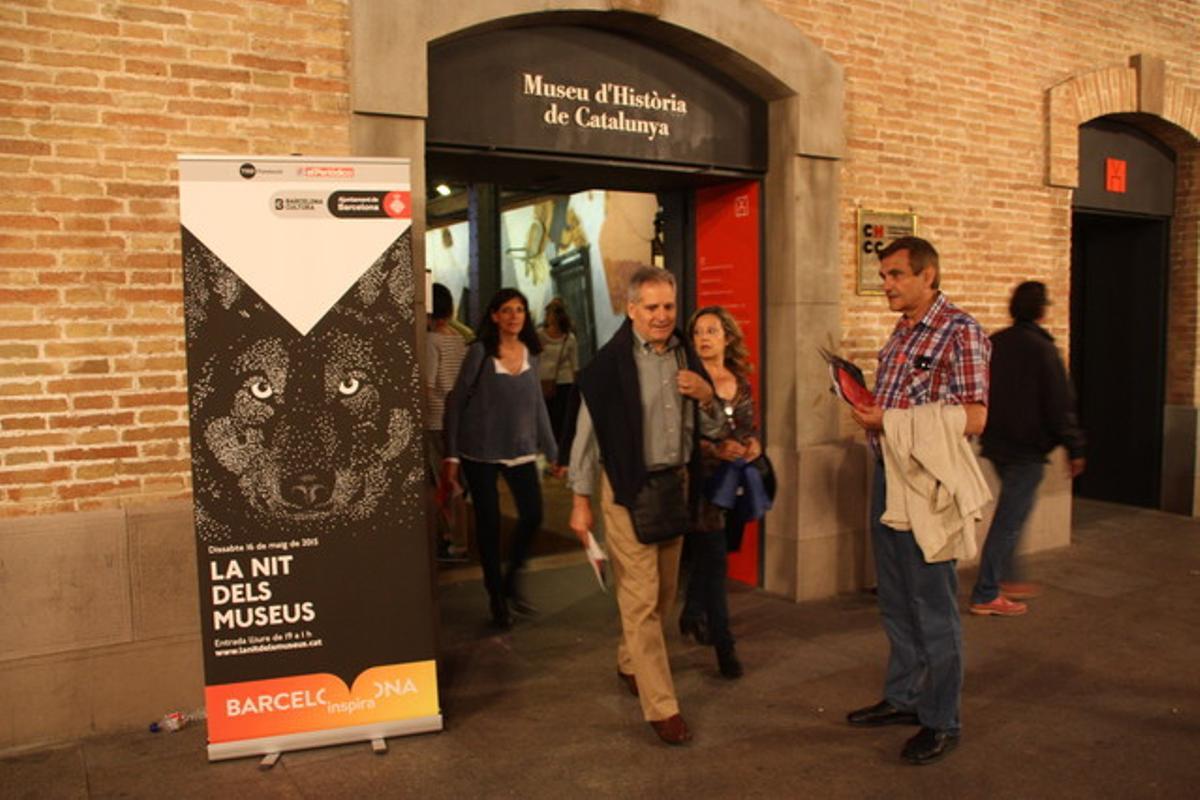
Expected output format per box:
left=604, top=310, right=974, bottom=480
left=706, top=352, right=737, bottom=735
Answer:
left=681, top=528, right=734, bottom=650
left=971, top=459, right=1045, bottom=604
left=460, top=459, right=543, bottom=600
left=544, top=383, right=574, bottom=444
left=871, top=462, right=963, bottom=733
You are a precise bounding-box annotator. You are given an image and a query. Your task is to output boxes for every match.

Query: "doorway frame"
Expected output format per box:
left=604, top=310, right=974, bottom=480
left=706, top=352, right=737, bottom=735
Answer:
left=349, top=0, right=850, bottom=599
left=1047, top=53, right=1200, bottom=514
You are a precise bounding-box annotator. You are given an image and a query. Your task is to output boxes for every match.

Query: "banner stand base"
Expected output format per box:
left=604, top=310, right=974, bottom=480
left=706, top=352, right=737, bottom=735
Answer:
left=208, top=715, right=443, bottom=763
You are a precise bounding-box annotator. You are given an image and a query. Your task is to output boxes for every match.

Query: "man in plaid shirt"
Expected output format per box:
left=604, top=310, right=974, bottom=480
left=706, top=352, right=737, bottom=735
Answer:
left=847, top=236, right=991, bottom=765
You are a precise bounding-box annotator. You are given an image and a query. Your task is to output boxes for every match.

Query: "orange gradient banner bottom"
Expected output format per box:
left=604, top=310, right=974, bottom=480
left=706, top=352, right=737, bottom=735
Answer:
left=205, top=661, right=439, bottom=743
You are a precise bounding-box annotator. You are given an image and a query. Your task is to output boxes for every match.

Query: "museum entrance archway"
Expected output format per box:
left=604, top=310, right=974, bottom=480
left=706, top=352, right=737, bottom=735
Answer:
left=425, top=21, right=768, bottom=584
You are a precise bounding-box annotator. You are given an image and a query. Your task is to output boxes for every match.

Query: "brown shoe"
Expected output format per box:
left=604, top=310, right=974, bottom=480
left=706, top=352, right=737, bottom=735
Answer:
left=649, top=714, right=692, bottom=745
left=617, top=670, right=638, bottom=697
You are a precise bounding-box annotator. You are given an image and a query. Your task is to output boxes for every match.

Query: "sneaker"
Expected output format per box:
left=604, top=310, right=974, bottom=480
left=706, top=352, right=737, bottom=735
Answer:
left=969, top=595, right=1028, bottom=616
left=435, top=542, right=468, bottom=563
left=1000, top=581, right=1041, bottom=600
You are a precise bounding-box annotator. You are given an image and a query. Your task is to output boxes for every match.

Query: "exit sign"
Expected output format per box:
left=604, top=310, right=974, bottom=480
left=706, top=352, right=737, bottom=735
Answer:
left=1105, top=158, right=1127, bottom=193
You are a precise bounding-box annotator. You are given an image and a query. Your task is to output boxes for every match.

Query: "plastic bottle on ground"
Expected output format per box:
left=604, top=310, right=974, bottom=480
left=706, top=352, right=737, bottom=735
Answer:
left=149, top=707, right=206, bottom=733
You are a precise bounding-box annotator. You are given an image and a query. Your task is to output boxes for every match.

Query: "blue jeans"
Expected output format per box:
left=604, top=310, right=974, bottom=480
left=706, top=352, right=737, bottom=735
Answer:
left=970, top=460, right=1045, bottom=604
left=460, top=460, right=542, bottom=600
left=871, top=462, right=963, bottom=733
left=681, top=529, right=734, bottom=650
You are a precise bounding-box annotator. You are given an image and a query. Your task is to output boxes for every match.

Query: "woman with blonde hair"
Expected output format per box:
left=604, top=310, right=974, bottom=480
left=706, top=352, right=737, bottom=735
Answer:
left=679, top=306, right=762, bottom=679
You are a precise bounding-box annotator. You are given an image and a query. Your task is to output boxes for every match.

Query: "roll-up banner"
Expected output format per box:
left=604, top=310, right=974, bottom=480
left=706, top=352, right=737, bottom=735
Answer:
left=178, top=156, right=440, bottom=761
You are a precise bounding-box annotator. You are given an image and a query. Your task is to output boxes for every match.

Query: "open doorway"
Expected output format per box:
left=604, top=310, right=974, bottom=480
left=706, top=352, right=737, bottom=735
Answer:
left=1070, top=212, right=1169, bottom=507
left=1069, top=116, right=1177, bottom=509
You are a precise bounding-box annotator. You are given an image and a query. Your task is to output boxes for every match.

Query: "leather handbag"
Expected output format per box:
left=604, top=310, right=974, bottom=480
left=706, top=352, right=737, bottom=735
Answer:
left=631, top=466, right=689, bottom=544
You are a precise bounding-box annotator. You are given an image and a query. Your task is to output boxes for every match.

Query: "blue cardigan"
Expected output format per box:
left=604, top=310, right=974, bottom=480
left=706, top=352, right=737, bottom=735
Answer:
left=443, top=342, right=558, bottom=464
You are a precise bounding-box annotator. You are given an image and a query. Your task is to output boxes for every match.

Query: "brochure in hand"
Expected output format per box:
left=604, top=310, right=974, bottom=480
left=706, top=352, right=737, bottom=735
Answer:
left=583, top=531, right=609, bottom=592
left=818, top=347, right=874, bottom=407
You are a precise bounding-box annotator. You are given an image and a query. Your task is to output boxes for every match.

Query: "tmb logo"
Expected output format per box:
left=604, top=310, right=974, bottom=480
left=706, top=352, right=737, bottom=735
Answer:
left=239, top=163, right=257, bottom=179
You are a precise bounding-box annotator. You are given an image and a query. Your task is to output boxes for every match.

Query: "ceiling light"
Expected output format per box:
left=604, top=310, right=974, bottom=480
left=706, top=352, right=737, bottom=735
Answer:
left=435, top=184, right=452, bottom=197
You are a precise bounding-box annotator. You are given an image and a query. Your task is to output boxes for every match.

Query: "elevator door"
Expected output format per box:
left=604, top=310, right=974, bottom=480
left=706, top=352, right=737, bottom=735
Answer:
left=1070, top=212, right=1169, bottom=507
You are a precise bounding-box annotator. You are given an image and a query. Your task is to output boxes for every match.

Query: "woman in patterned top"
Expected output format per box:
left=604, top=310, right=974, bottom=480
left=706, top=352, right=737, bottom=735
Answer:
left=678, top=306, right=761, bottom=679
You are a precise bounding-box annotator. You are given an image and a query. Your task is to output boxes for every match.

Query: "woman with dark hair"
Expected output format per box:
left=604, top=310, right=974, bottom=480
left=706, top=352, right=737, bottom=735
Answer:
left=442, top=288, right=558, bottom=628
left=537, top=297, right=579, bottom=442
left=678, top=306, right=761, bottom=679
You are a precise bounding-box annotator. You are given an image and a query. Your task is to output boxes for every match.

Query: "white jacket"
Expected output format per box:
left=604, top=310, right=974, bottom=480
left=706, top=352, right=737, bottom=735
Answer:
left=880, top=402, right=992, bottom=563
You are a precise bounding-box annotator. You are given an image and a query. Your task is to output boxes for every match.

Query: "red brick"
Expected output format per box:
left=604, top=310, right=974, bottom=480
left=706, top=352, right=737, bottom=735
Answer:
left=26, top=12, right=120, bottom=36
left=34, top=234, right=126, bottom=250
left=138, top=409, right=180, bottom=424
left=0, top=344, right=39, bottom=359
left=0, top=288, right=58, bottom=303
left=232, top=53, right=306, bottom=73
left=0, top=324, right=59, bottom=341
left=53, top=445, right=139, bottom=462
left=119, top=458, right=191, bottom=476
left=0, top=361, right=61, bottom=378
left=0, top=139, right=52, bottom=156
left=0, top=417, right=48, bottom=433
left=57, top=478, right=140, bottom=499
left=105, top=182, right=178, bottom=199
left=112, top=6, right=187, bottom=25
left=0, top=465, right=71, bottom=485
left=136, top=374, right=181, bottom=389
left=72, top=394, right=114, bottom=410
left=5, top=451, right=48, bottom=467
left=0, top=380, right=41, bottom=396
left=45, top=376, right=133, bottom=394
left=47, top=411, right=135, bottom=429
left=0, top=397, right=68, bottom=414
left=117, top=390, right=188, bottom=408
left=170, top=63, right=252, bottom=83
left=121, top=424, right=189, bottom=442
left=44, top=341, right=131, bottom=358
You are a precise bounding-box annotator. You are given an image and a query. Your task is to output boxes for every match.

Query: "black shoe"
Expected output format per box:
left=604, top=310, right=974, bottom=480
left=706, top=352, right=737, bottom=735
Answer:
left=846, top=700, right=920, bottom=727
left=489, top=595, right=513, bottom=629
left=507, top=593, right=538, bottom=617
left=715, top=645, right=743, bottom=679
left=679, top=615, right=711, bottom=646
left=901, top=727, right=960, bottom=765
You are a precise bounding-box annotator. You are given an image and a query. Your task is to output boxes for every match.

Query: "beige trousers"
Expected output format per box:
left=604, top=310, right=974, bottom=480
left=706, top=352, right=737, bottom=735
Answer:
left=601, top=474, right=684, bottom=722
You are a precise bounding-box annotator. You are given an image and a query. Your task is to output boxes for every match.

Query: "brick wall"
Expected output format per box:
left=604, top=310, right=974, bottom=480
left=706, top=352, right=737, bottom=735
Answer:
left=2, top=0, right=1199, bottom=514
left=0, top=0, right=350, bottom=515
left=763, top=0, right=1200, bottom=425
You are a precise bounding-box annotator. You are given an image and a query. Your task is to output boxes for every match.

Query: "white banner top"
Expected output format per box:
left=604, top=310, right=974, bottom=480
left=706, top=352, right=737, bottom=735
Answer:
left=179, top=156, right=413, bottom=335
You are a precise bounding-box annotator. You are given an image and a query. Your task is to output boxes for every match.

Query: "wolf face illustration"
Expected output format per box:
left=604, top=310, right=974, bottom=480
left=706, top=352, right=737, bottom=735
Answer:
left=183, top=226, right=423, bottom=543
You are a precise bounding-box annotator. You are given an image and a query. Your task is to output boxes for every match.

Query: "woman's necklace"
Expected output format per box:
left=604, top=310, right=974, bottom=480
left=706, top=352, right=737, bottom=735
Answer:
left=707, top=362, right=737, bottom=423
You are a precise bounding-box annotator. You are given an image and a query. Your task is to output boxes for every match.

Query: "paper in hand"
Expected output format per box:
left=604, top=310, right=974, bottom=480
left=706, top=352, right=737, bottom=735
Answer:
left=818, top=347, right=874, bottom=407
left=584, top=531, right=609, bottom=592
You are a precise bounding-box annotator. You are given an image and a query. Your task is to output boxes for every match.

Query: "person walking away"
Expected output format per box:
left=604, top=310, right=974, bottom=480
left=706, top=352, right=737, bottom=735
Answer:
left=442, top=288, right=557, bottom=628
left=969, top=281, right=1086, bottom=616
left=537, top=297, right=579, bottom=444
left=847, top=236, right=992, bottom=765
left=426, top=283, right=469, bottom=562
left=562, top=267, right=722, bottom=745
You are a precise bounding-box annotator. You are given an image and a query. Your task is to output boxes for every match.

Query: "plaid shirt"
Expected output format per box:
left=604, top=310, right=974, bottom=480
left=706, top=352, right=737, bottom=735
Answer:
left=869, top=293, right=991, bottom=452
